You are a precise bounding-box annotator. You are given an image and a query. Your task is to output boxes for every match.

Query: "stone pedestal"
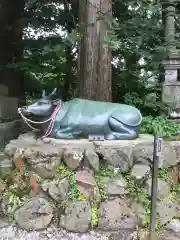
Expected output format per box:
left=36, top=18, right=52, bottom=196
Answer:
left=161, top=53, right=180, bottom=110
left=160, top=2, right=180, bottom=117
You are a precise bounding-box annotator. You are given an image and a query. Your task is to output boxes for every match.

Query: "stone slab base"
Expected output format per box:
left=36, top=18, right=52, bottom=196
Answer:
left=1, top=132, right=180, bottom=234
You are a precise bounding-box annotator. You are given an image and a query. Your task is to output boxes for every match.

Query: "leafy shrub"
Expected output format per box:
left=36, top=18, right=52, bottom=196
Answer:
left=141, top=116, right=180, bottom=138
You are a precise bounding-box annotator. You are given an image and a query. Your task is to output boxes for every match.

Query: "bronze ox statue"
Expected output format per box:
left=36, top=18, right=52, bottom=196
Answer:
left=18, top=88, right=142, bottom=140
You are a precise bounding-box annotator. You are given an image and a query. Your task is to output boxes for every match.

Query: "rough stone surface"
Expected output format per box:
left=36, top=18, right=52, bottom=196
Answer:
left=0, top=119, right=23, bottom=150
left=18, top=132, right=37, bottom=145
left=103, top=176, right=127, bottom=196
left=98, top=198, right=137, bottom=231
left=23, top=146, right=62, bottom=178
left=60, top=201, right=91, bottom=233
left=131, top=164, right=150, bottom=180
left=170, top=141, right=180, bottom=163
left=157, top=200, right=180, bottom=225
left=0, top=221, right=135, bottom=240
left=84, top=149, right=100, bottom=172
left=0, top=158, right=13, bottom=178
left=146, top=178, right=170, bottom=198
left=42, top=178, right=69, bottom=202
left=0, top=180, right=7, bottom=202
left=166, top=219, right=180, bottom=233
left=0, top=96, right=19, bottom=121
left=96, top=143, right=133, bottom=172
left=63, top=148, right=84, bottom=170
left=133, top=142, right=177, bottom=167
left=130, top=201, right=146, bottom=226
left=3, top=132, right=180, bottom=235
left=75, top=170, right=101, bottom=202
left=14, top=197, right=53, bottom=231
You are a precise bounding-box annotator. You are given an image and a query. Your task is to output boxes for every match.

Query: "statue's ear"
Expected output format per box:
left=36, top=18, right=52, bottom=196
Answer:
left=49, top=88, right=57, bottom=96
left=42, top=89, right=46, bottom=98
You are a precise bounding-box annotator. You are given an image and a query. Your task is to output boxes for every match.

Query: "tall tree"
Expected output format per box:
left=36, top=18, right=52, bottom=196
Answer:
left=77, top=0, right=112, bottom=101
left=0, top=0, right=25, bottom=101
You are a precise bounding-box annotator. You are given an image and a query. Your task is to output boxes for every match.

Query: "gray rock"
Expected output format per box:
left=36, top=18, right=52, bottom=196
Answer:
left=170, top=141, right=180, bottom=163
left=97, top=143, right=133, bottom=172
left=130, top=201, right=146, bottom=226
left=0, top=218, right=9, bottom=228
left=133, top=142, right=154, bottom=165
left=98, top=198, right=137, bottom=231
left=63, top=148, right=84, bottom=170
left=75, top=170, right=101, bottom=202
left=162, top=143, right=177, bottom=167
left=60, top=200, right=91, bottom=233
left=0, top=225, right=17, bottom=239
left=146, top=178, right=170, bottom=198
left=0, top=152, right=6, bottom=161
left=29, top=189, right=50, bottom=200
left=133, top=142, right=177, bottom=168
left=156, top=200, right=180, bottom=225
left=0, top=158, right=13, bottom=178
left=0, top=119, right=23, bottom=150
left=17, top=132, right=37, bottom=145
left=14, top=197, right=53, bottom=231
left=84, top=149, right=100, bottom=172
left=166, top=219, right=180, bottom=233
left=1, top=196, right=9, bottom=216
left=103, top=176, right=127, bottom=196
left=0, top=180, right=7, bottom=203
left=4, top=141, right=19, bottom=157
left=131, top=164, right=150, bottom=180
left=23, top=146, right=62, bottom=178
left=42, top=178, right=69, bottom=203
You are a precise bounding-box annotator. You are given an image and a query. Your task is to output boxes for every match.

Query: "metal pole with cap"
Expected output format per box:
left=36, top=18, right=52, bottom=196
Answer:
left=149, top=136, right=163, bottom=240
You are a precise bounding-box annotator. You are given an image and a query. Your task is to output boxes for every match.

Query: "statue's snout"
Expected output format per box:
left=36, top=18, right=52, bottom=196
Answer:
left=19, top=106, right=31, bottom=115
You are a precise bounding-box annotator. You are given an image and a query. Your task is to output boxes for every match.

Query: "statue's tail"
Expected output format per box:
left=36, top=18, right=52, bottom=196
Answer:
left=110, top=109, right=142, bottom=127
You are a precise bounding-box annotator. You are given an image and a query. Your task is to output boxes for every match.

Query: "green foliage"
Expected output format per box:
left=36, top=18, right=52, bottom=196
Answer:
left=124, top=173, right=148, bottom=203
left=20, top=0, right=166, bottom=115
left=94, top=175, right=108, bottom=202
left=56, top=164, right=86, bottom=201
left=91, top=204, right=99, bottom=228
left=158, top=167, right=169, bottom=180
left=141, top=116, right=180, bottom=138
left=4, top=186, right=27, bottom=222
left=6, top=0, right=180, bottom=118
left=95, top=163, right=120, bottom=202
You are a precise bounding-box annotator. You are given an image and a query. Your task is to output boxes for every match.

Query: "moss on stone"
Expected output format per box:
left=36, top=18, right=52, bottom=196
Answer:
left=91, top=203, right=99, bottom=229
left=56, top=164, right=86, bottom=202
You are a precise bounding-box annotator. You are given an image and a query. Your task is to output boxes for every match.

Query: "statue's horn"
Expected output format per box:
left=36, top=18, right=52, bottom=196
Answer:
left=42, top=89, right=46, bottom=98
left=49, top=88, right=57, bottom=96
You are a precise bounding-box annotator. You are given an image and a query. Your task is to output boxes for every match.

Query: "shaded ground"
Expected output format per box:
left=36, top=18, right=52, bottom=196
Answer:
left=0, top=225, right=133, bottom=240
left=0, top=222, right=179, bottom=240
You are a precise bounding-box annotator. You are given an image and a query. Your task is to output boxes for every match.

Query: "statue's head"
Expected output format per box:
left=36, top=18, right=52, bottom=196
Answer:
left=21, top=88, right=60, bottom=118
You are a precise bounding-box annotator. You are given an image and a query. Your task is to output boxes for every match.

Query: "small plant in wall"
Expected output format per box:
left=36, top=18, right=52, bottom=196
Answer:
left=4, top=185, right=27, bottom=222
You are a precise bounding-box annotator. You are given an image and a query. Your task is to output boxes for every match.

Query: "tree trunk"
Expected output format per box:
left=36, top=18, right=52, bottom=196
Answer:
left=0, top=0, right=25, bottom=102
left=77, top=0, right=112, bottom=102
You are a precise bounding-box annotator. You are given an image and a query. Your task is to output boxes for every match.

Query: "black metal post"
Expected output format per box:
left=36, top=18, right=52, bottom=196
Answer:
left=149, top=136, right=163, bottom=240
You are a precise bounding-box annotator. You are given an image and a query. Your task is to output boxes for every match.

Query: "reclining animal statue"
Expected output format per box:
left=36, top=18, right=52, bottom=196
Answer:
left=18, top=88, right=142, bottom=140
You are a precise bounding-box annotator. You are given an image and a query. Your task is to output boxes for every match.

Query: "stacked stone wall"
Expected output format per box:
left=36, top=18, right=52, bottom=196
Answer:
left=0, top=132, right=180, bottom=237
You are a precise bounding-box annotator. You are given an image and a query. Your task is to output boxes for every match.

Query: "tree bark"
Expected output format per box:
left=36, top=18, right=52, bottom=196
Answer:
left=0, top=0, right=25, bottom=102
left=77, top=0, right=112, bottom=102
